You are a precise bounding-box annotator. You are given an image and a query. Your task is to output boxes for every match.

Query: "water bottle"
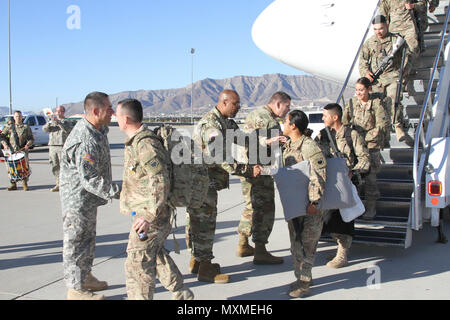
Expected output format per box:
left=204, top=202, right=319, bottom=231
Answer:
left=131, top=211, right=148, bottom=241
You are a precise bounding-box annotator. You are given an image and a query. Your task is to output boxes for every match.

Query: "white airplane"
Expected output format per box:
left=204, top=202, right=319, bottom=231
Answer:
left=252, top=0, right=450, bottom=247
left=252, top=0, right=379, bottom=86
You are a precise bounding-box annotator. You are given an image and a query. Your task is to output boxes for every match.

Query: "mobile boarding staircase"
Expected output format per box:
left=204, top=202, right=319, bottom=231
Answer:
left=321, top=1, right=450, bottom=248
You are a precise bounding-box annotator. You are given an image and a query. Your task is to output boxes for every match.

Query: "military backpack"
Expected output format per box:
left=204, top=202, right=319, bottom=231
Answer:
left=153, top=124, right=209, bottom=209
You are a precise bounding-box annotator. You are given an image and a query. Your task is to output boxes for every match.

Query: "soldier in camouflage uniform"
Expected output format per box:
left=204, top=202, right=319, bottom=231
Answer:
left=237, top=91, right=290, bottom=265
left=43, top=106, right=74, bottom=192
left=379, top=0, right=420, bottom=57
left=343, top=78, right=389, bottom=220
left=281, top=110, right=327, bottom=298
left=60, top=92, right=120, bottom=300
left=186, top=90, right=259, bottom=284
left=315, top=104, right=370, bottom=269
left=359, top=15, right=413, bottom=143
left=117, top=99, right=193, bottom=300
left=0, top=111, right=34, bottom=191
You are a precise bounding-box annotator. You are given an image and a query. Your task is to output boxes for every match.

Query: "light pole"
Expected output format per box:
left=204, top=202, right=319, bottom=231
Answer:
left=8, top=0, right=13, bottom=114
left=190, top=48, right=195, bottom=124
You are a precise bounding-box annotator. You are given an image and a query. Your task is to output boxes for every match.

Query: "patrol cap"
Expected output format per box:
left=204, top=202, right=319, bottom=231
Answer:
left=372, top=15, right=387, bottom=25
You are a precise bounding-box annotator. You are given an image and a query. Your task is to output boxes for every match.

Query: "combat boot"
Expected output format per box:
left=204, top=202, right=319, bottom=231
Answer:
left=50, top=185, right=59, bottom=192
left=288, top=280, right=310, bottom=298
left=236, top=234, right=254, bottom=257
left=362, top=200, right=377, bottom=221
left=67, top=289, right=105, bottom=300
left=22, top=180, right=29, bottom=191
left=253, top=243, right=284, bottom=265
left=189, top=256, right=220, bottom=274
left=197, top=260, right=230, bottom=284
left=327, top=235, right=352, bottom=269
left=7, top=183, right=17, bottom=191
left=82, top=272, right=108, bottom=291
left=395, top=125, right=406, bottom=142
left=172, top=286, right=194, bottom=300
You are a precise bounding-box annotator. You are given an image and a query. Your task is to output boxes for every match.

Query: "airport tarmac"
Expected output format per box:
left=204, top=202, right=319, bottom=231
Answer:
left=0, top=126, right=449, bottom=301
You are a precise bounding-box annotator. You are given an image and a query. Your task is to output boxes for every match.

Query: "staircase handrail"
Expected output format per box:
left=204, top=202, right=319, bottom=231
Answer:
left=412, top=5, right=450, bottom=228
left=336, top=0, right=381, bottom=105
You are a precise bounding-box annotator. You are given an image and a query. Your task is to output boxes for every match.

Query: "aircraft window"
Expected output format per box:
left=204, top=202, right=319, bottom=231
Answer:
left=309, top=114, right=323, bottom=123
left=26, top=116, right=36, bottom=126
left=37, top=116, right=47, bottom=125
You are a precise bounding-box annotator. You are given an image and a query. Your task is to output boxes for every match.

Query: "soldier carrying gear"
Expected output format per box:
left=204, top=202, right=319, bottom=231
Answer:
left=282, top=110, right=327, bottom=298
left=359, top=14, right=413, bottom=143
left=117, top=99, right=194, bottom=301
left=316, top=103, right=370, bottom=269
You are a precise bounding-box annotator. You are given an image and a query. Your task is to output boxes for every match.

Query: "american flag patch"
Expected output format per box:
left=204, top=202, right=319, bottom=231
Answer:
left=83, top=154, right=95, bottom=164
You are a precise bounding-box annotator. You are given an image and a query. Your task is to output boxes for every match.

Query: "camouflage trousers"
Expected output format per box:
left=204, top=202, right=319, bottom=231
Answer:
left=361, top=150, right=382, bottom=202
left=49, top=146, right=62, bottom=185
left=238, top=176, right=275, bottom=244
left=287, top=213, right=324, bottom=282
left=372, top=81, right=404, bottom=132
left=62, top=205, right=98, bottom=290
left=186, top=186, right=218, bottom=261
left=125, top=222, right=184, bottom=300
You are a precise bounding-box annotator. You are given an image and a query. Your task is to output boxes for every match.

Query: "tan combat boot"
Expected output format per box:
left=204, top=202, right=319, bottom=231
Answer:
left=172, top=286, right=194, bottom=300
left=22, top=180, right=29, bottom=191
left=253, top=243, right=284, bottom=265
left=236, top=234, right=254, bottom=257
left=189, top=256, right=220, bottom=274
left=82, top=272, right=108, bottom=291
left=395, top=125, right=406, bottom=142
left=67, top=289, right=105, bottom=300
left=7, top=182, right=17, bottom=191
left=197, top=260, right=230, bottom=284
left=362, top=200, right=377, bottom=221
left=327, top=235, right=352, bottom=268
left=288, top=280, right=310, bottom=298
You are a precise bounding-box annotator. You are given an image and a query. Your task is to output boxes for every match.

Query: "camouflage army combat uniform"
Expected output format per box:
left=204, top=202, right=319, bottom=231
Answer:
left=315, top=125, right=370, bottom=268
left=186, top=106, right=253, bottom=283
left=282, top=135, right=327, bottom=297
left=237, top=105, right=283, bottom=263
left=343, top=95, right=389, bottom=220
left=414, top=0, right=439, bottom=51
left=120, top=125, right=192, bottom=300
left=379, top=0, right=420, bottom=57
left=359, top=31, right=411, bottom=140
left=43, top=118, right=74, bottom=190
left=60, top=118, right=120, bottom=292
left=0, top=122, right=34, bottom=190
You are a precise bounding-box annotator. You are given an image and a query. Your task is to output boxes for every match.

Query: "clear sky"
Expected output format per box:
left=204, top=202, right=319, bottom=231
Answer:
left=0, top=0, right=303, bottom=112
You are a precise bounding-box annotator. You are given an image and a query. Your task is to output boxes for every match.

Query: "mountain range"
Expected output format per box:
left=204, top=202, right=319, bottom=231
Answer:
left=6, top=74, right=354, bottom=117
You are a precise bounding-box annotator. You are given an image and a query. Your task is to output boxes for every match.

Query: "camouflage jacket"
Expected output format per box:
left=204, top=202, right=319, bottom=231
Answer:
left=359, top=32, right=411, bottom=85
left=379, top=0, right=424, bottom=32
left=193, top=107, right=252, bottom=190
left=315, top=125, right=370, bottom=173
left=60, top=118, right=119, bottom=212
left=342, top=95, right=389, bottom=150
left=0, top=123, right=34, bottom=152
left=43, top=118, right=74, bottom=146
left=242, top=105, right=282, bottom=165
left=282, top=135, right=327, bottom=203
left=120, top=125, right=171, bottom=227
